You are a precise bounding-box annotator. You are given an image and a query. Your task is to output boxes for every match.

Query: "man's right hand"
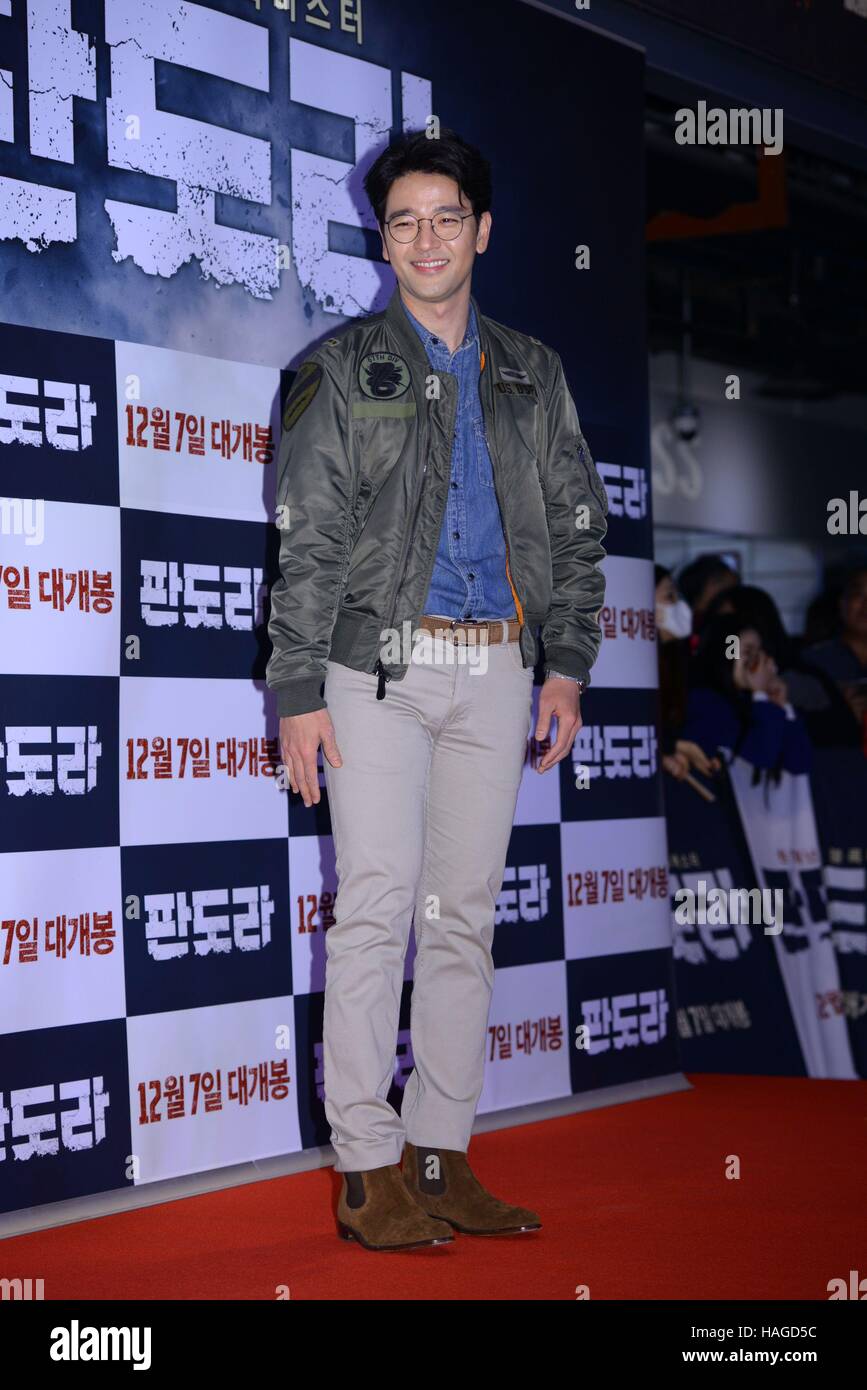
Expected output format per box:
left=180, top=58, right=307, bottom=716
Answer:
left=279, top=711, right=343, bottom=807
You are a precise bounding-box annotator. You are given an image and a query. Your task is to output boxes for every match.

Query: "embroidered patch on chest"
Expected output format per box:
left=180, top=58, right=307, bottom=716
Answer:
left=494, top=381, right=537, bottom=397
left=358, top=352, right=412, bottom=400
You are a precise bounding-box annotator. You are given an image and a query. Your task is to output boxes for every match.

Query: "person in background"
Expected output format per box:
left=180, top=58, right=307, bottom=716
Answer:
left=655, top=564, right=718, bottom=783
left=804, top=566, right=867, bottom=735
left=676, top=553, right=738, bottom=634
left=702, top=583, right=859, bottom=747
left=681, top=614, right=812, bottom=775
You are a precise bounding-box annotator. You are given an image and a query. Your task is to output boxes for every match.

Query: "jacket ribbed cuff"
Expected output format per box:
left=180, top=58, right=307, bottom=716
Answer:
left=541, top=644, right=592, bottom=688
left=273, top=678, right=327, bottom=718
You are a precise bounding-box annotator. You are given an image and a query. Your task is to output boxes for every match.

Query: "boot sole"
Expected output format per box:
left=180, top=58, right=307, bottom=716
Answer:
left=422, top=1212, right=542, bottom=1235
left=337, top=1220, right=454, bottom=1251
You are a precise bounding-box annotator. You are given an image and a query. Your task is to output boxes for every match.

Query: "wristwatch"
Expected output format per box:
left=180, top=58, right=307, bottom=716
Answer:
left=545, top=668, right=586, bottom=693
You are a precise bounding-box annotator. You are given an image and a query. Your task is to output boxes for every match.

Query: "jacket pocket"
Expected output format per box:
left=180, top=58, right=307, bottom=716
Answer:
left=350, top=475, right=374, bottom=532
left=338, top=476, right=374, bottom=595
left=574, top=435, right=609, bottom=515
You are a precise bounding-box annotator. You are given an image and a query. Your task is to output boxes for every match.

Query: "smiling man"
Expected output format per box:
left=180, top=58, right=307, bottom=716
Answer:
left=266, top=127, right=608, bottom=1252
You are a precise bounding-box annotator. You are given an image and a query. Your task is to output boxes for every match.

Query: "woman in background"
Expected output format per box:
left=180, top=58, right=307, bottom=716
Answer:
left=703, top=582, right=860, bottom=748
left=655, top=565, right=719, bottom=783
left=682, top=614, right=812, bottom=776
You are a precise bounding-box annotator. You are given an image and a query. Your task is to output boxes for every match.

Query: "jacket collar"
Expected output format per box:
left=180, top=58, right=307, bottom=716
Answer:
left=385, top=281, right=489, bottom=374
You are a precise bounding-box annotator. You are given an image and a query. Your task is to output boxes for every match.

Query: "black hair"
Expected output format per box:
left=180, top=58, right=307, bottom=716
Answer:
left=654, top=564, right=672, bottom=589
left=703, top=584, right=791, bottom=670
left=677, top=554, right=736, bottom=610
left=363, top=127, right=492, bottom=232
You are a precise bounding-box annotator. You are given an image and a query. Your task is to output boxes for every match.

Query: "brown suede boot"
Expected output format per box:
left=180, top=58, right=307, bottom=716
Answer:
left=402, top=1143, right=541, bottom=1235
left=336, top=1163, right=455, bottom=1251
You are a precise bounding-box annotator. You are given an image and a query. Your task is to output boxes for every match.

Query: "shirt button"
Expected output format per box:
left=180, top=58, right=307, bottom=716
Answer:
left=453, top=530, right=460, bottom=539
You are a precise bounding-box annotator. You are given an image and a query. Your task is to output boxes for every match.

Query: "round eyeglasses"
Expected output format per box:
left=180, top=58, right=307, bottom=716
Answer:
left=384, top=211, right=476, bottom=243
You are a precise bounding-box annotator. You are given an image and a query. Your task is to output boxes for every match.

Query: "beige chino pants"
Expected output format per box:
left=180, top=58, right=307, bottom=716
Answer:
left=321, top=631, right=535, bottom=1172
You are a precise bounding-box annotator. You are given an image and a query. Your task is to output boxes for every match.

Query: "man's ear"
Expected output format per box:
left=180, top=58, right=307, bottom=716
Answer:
left=476, top=210, right=492, bottom=252
left=379, top=225, right=390, bottom=264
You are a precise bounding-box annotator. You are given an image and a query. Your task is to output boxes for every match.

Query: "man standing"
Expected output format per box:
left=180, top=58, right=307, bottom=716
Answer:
left=267, top=128, right=608, bottom=1251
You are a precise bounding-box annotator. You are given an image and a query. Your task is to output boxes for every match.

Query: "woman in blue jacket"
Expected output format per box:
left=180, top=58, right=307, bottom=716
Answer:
left=682, top=614, right=813, bottom=776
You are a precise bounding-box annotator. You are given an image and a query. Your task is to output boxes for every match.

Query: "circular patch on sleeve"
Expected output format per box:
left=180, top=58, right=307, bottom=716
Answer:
left=282, top=361, right=323, bottom=431
left=358, top=351, right=411, bottom=400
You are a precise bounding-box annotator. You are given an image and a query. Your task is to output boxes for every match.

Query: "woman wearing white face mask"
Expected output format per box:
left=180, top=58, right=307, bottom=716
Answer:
left=655, top=568, right=693, bottom=642
left=655, top=565, right=719, bottom=784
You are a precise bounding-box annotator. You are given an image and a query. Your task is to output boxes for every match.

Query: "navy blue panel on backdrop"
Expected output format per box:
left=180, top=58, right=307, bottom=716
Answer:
left=665, top=770, right=806, bottom=1076
left=567, top=949, right=681, bottom=1092
left=0, top=1021, right=132, bottom=1215
left=561, top=687, right=663, bottom=823
left=0, top=324, right=119, bottom=508
left=121, top=839, right=294, bottom=1016
left=1, top=677, right=120, bottom=854
left=492, top=824, right=565, bottom=970
left=582, top=421, right=654, bottom=562
left=120, top=510, right=278, bottom=681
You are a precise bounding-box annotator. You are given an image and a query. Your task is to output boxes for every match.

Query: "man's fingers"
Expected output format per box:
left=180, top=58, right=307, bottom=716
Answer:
left=301, top=748, right=321, bottom=805
left=534, top=712, right=552, bottom=742
left=320, top=726, right=343, bottom=768
left=280, top=743, right=320, bottom=805
left=280, top=751, right=299, bottom=795
left=536, top=716, right=580, bottom=771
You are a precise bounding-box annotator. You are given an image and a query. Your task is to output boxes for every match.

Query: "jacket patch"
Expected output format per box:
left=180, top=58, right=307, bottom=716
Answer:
left=494, top=381, right=537, bottom=397
left=358, top=351, right=411, bottom=400
left=499, top=366, right=530, bottom=384
left=282, top=361, right=322, bottom=431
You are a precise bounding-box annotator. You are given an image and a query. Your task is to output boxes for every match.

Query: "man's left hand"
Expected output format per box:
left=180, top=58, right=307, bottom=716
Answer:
left=534, top=676, right=582, bottom=772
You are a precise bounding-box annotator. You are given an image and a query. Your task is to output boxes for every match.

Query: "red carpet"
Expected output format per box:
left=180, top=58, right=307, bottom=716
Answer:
left=4, top=1074, right=865, bottom=1301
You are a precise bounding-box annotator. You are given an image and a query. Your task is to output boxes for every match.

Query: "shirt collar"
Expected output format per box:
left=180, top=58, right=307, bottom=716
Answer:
left=403, top=298, right=478, bottom=356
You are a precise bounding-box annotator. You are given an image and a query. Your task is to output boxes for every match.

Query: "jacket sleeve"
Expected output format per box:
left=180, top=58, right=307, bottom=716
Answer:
left=266, top=349, right=353, bottom=717
left=538, top=350, right=608, bottom=685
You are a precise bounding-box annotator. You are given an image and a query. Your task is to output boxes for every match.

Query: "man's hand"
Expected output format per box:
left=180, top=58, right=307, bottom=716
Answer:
left=279, top=710, right=342, bottom=807
left=534, top=676, right=582, bottom=772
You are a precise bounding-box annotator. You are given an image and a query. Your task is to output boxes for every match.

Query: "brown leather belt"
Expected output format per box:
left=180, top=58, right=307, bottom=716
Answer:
left=418, top=615, right=521, bottom=644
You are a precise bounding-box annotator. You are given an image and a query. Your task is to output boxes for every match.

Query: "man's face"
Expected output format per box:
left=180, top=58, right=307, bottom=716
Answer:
left=379, top=171, right=490, bottom=305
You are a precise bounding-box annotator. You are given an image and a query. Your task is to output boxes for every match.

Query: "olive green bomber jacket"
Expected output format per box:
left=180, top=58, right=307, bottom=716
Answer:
left=266, top=284, right=608, bottom=718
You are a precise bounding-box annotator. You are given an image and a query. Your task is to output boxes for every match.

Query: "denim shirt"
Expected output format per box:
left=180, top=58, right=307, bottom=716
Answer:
left=403, top=300, right=516, bottom=620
